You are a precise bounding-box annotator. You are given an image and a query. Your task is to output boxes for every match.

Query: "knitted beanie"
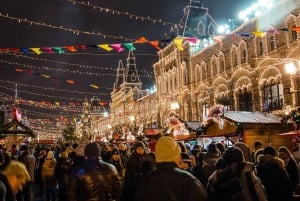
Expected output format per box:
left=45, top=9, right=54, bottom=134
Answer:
left=155, top=136, right=181, bottom=163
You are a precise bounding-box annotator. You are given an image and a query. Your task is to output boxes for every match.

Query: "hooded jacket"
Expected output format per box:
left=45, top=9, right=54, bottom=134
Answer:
left=256, top=155, right=293, bottom=201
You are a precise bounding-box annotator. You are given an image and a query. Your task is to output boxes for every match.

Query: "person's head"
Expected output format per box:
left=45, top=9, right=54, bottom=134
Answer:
left=179, top=152, right=192, bottom=169
left=118, top=143, right=126, bottom=151
left=207, top=143, right=219, bottom=154
left=2, top=161, right=30, bottom=192
left=223, top=146, right=244, bottom=165
left=46, top=151, right=55, bottom=160
left=84, top=142, right=101, bottom=157
left=111, top=148, right=121, bottom=161
left=155, top=136, right=181, bottom=166
left=263, top=146, right=276, bottom=157
left=133, top=141, right=145, bottom=155
left=254, top=141, right=263, bottom=150
left=278, top=146, right=292, bottom=167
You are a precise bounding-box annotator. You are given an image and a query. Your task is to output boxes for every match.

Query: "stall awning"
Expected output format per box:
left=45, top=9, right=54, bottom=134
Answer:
left=0, top=119, right=35, bottom=138
left=277, top=130, right=300, bottom=138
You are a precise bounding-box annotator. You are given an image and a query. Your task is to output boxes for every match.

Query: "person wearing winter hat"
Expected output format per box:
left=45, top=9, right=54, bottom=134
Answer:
left=257, top=145, right=294, bottom=201
left=134, top=136, right=208, bottom=201
left=122, top=141, right=155, bottom=201
left=67, top=142, right=122, bottom=201
left=207, top=146, right=268, bottom=201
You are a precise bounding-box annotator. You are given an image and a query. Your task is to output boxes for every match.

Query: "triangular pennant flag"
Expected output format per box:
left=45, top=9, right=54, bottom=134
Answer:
left=65, top=80, right=76, bottom=84
left=173, top=38, right=184, bottom=51
left=266, top=29, right=280, bottom=34
left=30, top=48, right=42, bottom=55
left=252, top=31, right=265, bottom=38
left=21, top=48, right=29, bottom=54
left=15, top=68, right=24, bottom=72
left=185, top=37, right=198, bottom=44
left=89, top=84, right=99, bottom=89
left=291, top=27, right=300, bottom=32
left=239, top=32, right=252, bottom=37
left=148, top=41, right=161, bottom=50
left=278, top=28, right=289, bottom=32
left=110, top=44, right=125, bottom=53
left=77, top=45, right=87, bottom=50
left=64, top=46, right=77, bottom=52
left=43, top=47, right=54, bottom=54
left=123, top=43, right=136, bottom=51
left=135, top=36, right=148, bottom=43
left=97, top=44, right=113, bottom=51
left=41, top=74, right=51, bottom=78
left=53, top=47, right=64, bottom=54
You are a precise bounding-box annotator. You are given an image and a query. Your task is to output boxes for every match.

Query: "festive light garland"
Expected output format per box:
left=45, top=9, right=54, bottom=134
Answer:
left=2, top=52, right=154, bottom=75
left=0, top=12, right=135, bottom=41
left=0, top=80, right=108, bottom=96
left=0, top=59, right=154, bottom=79
left=67, top=0, right=176, bottom=27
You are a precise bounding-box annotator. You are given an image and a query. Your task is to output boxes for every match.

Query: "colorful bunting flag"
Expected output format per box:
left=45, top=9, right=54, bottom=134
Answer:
left=30, top=48, right=42, bottom=55
left=135, top=36, right=148, bottom=43
left=123, top=43, right=136, bottom=51
left=97, top=44, right=113, bottom=51
left=110, top=44, right=124, bottom=53
left=173, top=38, right=184, bottom=51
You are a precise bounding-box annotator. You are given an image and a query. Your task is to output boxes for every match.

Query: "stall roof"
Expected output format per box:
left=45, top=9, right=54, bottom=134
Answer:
left=224, top=111, right=283, bottom=124
left=0, top=119, right=35, bottom=138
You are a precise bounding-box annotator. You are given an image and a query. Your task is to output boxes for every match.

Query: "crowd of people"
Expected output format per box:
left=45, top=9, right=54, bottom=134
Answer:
left=0, top=137, right=299, bottom=201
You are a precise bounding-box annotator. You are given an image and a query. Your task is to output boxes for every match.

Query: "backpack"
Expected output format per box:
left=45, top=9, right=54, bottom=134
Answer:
left=214, top=168, right=243, bottom=201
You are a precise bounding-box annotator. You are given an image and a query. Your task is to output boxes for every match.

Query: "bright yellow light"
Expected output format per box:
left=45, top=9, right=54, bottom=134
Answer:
left=285, top=62, right=297, bottom=74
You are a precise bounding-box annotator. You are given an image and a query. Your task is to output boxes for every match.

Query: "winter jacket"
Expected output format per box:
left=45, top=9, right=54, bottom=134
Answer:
left=67, top=157, right=122, bottom=201
left=42, top=158, right=58, bottom=189
left=207, top=161, right=267, bottom=201
left=134, top=162, right=208, bottom=201
left=0, top=174, right=15, bottom=201
left=257, top=155, right=293, bottom=201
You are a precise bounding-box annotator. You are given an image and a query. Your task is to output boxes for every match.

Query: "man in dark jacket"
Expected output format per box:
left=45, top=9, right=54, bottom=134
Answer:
left=134, top=136, right=208, bottom=201
left=67, top=142, right=122, bottom=201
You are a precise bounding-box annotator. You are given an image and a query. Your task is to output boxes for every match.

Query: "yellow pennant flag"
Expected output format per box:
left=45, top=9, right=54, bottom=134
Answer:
left=252, top=31, right=265, bottom=38
left=30, top=48, right=42, bottom=55
left=173, top=38, right=184, bottom=51
left=97, top=44, right=113, bottom=51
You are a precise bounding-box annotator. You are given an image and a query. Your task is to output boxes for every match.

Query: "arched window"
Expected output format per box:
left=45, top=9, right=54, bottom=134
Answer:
left=292, top=26, right=298, bottom=41
left=259, top=41, right=264, bottom=56
left=270, top=36, right=276, bottom=51
left=238, top=88, right=253, bottom=111
left=216, top=94, right=231, bottom=111
left=262, top=80, right=283, bottom=111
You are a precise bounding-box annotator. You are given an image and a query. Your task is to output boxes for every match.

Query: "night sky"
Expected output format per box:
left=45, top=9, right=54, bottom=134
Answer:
left=0, top=0, right=249, bottom=121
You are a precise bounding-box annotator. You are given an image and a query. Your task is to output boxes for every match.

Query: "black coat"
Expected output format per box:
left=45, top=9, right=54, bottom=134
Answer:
left=257, top=155, right=293, bottom=201
left=0, top=174, right=15, bottom=201
left=67, top=157, right=122, bottom=201
left=134, top=162, right=208, bottom=201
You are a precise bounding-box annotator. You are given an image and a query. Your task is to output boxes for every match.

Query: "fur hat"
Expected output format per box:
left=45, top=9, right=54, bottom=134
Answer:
left=155, top=136, right=181, bottom=163
left=223, top=146, right=244, bottom=164
left=84, top=142, right=101, bottom=157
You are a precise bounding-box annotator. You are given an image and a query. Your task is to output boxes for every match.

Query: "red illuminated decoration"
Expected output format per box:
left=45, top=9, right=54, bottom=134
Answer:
left=12, top=107, right=22, bottom=122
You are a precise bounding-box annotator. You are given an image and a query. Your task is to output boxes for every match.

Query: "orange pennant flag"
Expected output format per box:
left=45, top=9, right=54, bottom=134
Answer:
left=15, top=68, right=24, bottom=72
left=135, top=36, right=148, bottom=43
left=291, top=27, right=300, bottom=32
left=64, top=46, right=77, bottom=52
left=148, top=41, right=161, bottom=50
left=66, top=80, right=75, bottom=84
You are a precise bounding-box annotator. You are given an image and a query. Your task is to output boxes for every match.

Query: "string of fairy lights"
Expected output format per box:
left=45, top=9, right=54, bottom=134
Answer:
left=2, top=52, right=155, bottom=75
